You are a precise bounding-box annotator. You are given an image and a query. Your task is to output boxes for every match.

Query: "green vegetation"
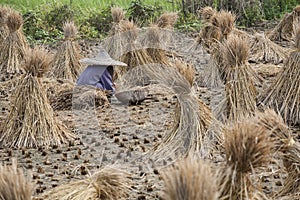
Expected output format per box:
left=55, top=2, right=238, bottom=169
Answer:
left=1, top=0, right=299, bottom=44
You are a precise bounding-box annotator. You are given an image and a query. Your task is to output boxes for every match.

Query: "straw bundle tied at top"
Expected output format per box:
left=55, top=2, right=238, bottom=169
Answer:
left=220, top=120, right=273, bottom=200
left=0, top=9, right=28, bottom=79
left=221, top=35, right=257, bottom=121
left=142, top=64, right=212, bottom=161
left=48, top=21, right=82, bottom=81
left=260, top=26, right=300, bottom=125
left=162, top=157, right=220, bottom=200
left=0, top=159, right=33, bottom=200
left=0, top=47, right=75, bottom=148
left=0, top=6, right=11, bottom=39
left=35, top=166, right=130, bottom=200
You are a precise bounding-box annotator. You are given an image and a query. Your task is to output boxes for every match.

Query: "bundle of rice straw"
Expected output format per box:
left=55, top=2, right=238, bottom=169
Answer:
left=251, top=109, right=300, bottom=198
left=118, top=20, right=153, bottom=86
left=260, top=26, right=300, bottom=125
left=35, top=166, right=130, bottom=200
left=0, top=47, right=75, bottom=148
left=198, top=10, right=236, bottom=50
left=156, top=12, right=178, bottom=29
left=0, top=159, right=33, bottom=200
left=104, top=6, right=126, bottom=60
left=143, top=64, right=212, bottom=161
left=198, top=6, right=216, bottom=23
left=267, top=5, right=300, bottom=42
left=0, top=9, right=28, bottom=81
left=249, top=32, right=289, bottom=64
left=220, top=120, right=273, bottom=200
left=162, top=156, right=220, bottom=200
left=48, top=21, right=82, bottom=82
left=221, top=35, right=257, bottom=121
left=252, top=63, right=283, bottom=79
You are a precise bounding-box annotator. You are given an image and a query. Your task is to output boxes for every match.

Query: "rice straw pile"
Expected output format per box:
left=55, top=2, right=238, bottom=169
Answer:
left=143, top=64, right=212, bottom=161
left=0, top=9, right=28, bottom=81
left=0, top=159, right=33, bottom=200
left=267, top=5, right=300, bottom=42
left=104, top=6, right=126, bottom=60
left=0, top=47, right=75, bottom=148
left=249, top=32, right=289, bottom=64
left=35, top=166, right=130, bottom=200
left=260, top=26, right=300, bottom=125
left=221, top=35, right=257, bottom=121
left=220, top=120, right=273, bottom=200
left=48, top=21, right=82, bottom=82
left=162, top=156, right=220, bottom=200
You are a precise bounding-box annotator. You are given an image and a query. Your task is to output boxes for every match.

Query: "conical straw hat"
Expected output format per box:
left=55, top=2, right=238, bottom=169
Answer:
left=80, top=49, right=127, bottom=66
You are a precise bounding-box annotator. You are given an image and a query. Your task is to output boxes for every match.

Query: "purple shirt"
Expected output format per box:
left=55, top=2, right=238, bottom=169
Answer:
left=76, top=65, right=115, bottom=93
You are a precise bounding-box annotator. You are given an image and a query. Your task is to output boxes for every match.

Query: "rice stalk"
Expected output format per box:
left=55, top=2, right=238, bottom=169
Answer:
left=35, top=166, right=130, bottom=200
left=0, top=47, right=76, bottom=148
left=0, top=6, right=11, bottom=40
left=111, top=6, right=125, bottom=24
left=48, top=21, right=82, bottom=82
left=260, top=26, right=300, bottom=125
left=0, top=9, right=28, bottom=81
left=162, top=156, right=220, bottom=200
left=0, top=159, right=33, bottom=200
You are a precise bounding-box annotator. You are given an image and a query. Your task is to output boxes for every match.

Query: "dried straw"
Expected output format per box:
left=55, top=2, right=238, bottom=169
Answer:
left=174, top=58, right=195, bottom=87
left=260, top=26, right=300, bottom=125
left=221, top=121, right=273, bottom=200
left=199, top=6, right=216, bottom=22
left=0, top=47, right=76, bottom=148
left=0, top=159, right=33, bottom=200
left=156, top=12, right=178, bottom=29
left=0, top=9, right=28, bottom=80
left=249, top=32, right=289, bottom=64
left=36, top=166, right=130, bottom=200
left=143, top=64, right=212, bottom=160
left=211, top=10, right=236, bottom=40
left=267, top=5, right=300, bottom=42
left=221, top=35, right=257, bottom=121
left=48, top=21, right=82, bottom=82
left=162, top=156, right=220, bottom=200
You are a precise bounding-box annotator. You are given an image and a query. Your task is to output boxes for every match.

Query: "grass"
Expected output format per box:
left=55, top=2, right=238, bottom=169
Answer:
left=1, top=0, right=179, bottom=13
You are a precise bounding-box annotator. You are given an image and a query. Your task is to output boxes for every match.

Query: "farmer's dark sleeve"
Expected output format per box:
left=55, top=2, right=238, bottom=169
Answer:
left=97, top=69, right=115, bottom=93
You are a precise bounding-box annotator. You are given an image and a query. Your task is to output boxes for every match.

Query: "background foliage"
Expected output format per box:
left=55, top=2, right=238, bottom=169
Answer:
left=1, top=0, right=299, bottom=44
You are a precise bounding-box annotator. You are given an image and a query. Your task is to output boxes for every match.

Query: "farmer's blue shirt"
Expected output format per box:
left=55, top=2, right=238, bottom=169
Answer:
left=76, top=65, right=115, bottom=93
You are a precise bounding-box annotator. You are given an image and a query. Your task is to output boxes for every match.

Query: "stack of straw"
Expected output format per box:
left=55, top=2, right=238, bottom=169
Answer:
left=162, top=156, right=220, bottom=200
left=0, top=47, right=75, bottom=148
left=48, top=21, right=82, bottom=82
left=221, top=35, right=257, bottom=121
left=260, top=26, right=300, bottom=125
left=220, top=120, right=273, bottom=199
left=0, top=9, right=28, bottom=81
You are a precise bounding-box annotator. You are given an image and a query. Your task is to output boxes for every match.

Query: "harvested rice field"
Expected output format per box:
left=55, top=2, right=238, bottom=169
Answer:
left=0, top=5, right=300, bottom=200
